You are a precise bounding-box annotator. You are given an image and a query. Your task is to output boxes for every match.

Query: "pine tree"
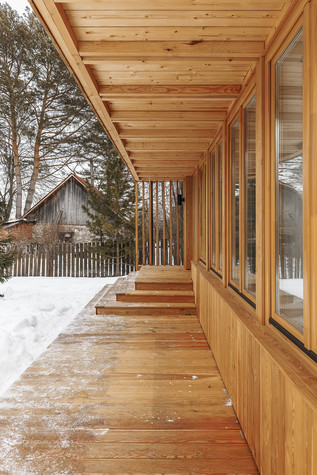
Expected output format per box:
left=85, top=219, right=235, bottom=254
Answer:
left=0, top=199, right=15, bottom=284
left=83, top=150, right=135, bottom=272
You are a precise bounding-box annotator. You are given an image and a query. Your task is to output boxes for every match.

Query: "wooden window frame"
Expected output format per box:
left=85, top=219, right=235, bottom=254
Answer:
left=228, top=90, right=257, bottom=306
left=209, top=135, right=223, bottom=277
left=199, top=161, right=207, bottom=265
left=269, top=17, right=305, bottom=343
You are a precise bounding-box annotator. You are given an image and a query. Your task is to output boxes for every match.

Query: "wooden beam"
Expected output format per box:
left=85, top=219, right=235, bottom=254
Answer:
left=79, top=40, right=264, bottom=59
left=99, top=85, right=242, bottom=99
left=111, top=111, right=227, bottom=121
left=108, top=99, right=233, bottom=111
left=133, top=161, right=201, bottom=167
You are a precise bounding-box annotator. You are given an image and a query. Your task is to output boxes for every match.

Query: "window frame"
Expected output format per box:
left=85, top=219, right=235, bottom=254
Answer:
left=228, top=90, right=257, bottom=306
left=270, top=18, right=305, bottom=343
left=199, top=161, right=207, bottom=264
left=209, top=136, right=223, bottom=277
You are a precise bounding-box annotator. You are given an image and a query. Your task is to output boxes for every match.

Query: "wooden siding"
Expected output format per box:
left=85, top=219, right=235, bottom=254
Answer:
left=27, top=176, right=89, bottom=226
left=192, top=261, right=317, bottom=474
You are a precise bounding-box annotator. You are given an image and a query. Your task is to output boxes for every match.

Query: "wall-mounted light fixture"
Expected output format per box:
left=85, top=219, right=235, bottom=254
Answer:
left=177, top=194, right=185, bottom=206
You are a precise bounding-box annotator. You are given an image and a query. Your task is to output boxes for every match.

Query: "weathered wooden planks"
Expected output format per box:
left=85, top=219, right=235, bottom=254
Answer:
left=0, top=268, right=257, bottom=474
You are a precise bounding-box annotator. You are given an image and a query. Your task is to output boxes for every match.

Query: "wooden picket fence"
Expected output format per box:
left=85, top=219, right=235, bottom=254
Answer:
left=11, top=241, right=135, bottom=277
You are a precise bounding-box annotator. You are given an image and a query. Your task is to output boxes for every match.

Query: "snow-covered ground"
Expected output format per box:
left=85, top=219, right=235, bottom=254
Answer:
left=0, top=277, right=117, bottom=397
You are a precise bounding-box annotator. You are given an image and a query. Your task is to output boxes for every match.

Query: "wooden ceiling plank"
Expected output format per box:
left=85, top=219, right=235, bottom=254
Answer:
left=111, top=111, right=227, bottom=121
left=60, top=0, right=286, bottom=12
left=99, top=85, right=241, bottom=99
left=116, top=120, right=221, bottom=129
left=129, top=152, right=203, bottom=159
left=108, top=101, right=232, bottom=111
left=67, top=10, right=277, bottom=28
left=79, top=40, right=264, bottom=58
left=119, top=129, right=216, bottom=139
left=74, top=26, right=270, bottom=42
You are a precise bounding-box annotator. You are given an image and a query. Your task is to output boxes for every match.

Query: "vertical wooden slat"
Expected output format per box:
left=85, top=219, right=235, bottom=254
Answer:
left=176, top=180, right=180, bottom=266
left=156, top=181, right=159, bottom=265
left=170, top=180, right=173, bottom=265
left=142, top=181, right=145, bottom=266
left=149, top=181, right=153, bottom=266
left=135, top=181, right=139, bottom=268
left=162, top=181, right=166, bottom=265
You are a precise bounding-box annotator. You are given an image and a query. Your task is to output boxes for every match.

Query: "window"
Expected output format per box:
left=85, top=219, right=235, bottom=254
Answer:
left=210, top=139, right=223, bottom=276
left=229, top=95, right=256, bottom=304
left=218, top=142, right=223, bottom=272
left=211, top=150, right=216, bottom=267
left=199, top=164, right=207, bottom=263
left=230, top=118, right=240, bottom=285
left=274, top=29, right=303, bottom=334
left=244, top=96, right=257, bottom=296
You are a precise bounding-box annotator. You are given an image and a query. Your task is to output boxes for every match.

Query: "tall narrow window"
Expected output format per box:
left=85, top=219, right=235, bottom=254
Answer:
left=211, top=151, right=216, bottom=267
left=275, top=29, right=303, bottom=332
left=218, top=142, right=223, bottom=271
left=200, top=164, right=206, bottom=263
left=231, top=119, right=240, bottom=285
left=244, top=96, right=256, bottom=296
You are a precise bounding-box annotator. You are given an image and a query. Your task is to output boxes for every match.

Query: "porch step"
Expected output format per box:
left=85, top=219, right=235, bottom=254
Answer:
left=116, top=290, right=195, bottom=303
left=135, top=280, right=193, bottom=291
left=96, top=301, right=196, bottom=316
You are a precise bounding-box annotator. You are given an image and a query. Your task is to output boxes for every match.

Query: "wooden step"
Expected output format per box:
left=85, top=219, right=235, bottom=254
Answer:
left=116, top=290, right=195, bottom=303
left=135, top=280, right=193, bottom=291
left=96, top=301, right=196, bottom=316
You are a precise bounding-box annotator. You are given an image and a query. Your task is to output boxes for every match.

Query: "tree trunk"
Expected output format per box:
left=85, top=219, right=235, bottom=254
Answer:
left=24, top=138, right=41, bottom=214
left=12, top=131, right=22, bottom=218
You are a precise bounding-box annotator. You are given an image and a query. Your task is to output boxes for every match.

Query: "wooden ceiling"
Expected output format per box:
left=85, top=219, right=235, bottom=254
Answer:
left=30, top=0, right=293, bottom=181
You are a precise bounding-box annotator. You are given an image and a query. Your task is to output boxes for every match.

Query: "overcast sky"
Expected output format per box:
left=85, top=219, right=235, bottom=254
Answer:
left=1, top=0, right=30, bottom=15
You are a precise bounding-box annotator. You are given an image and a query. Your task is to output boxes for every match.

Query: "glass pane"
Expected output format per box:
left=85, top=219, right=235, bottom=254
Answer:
left=275, top=29, right=303, bottom=332
left=200, top=165, right=206, bottom=261
left=231, top=118, right=240, bottom=285
left=211, top=151, right=216, bottom=266
left=218, top=142, right=223, bottom=271
left=244, top=95, right=256, bottom=296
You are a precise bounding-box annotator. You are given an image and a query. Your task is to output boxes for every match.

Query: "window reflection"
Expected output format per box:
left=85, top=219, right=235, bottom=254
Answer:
left=244, top=95, right=256, bottom=296
left=231, top=119, right=240, bottom=285
left=275, top=29, right=303, bottom=332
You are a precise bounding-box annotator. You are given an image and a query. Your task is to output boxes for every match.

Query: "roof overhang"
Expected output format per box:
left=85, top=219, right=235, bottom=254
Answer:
left=29, top=0, right=293, bottom=181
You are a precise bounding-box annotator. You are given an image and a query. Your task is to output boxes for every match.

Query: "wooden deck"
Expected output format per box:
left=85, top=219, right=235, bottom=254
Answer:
left=0, top=267, right=258, bottom=474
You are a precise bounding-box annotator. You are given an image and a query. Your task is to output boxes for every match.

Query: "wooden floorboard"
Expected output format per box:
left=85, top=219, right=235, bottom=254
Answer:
left=0, top=268, right=258, bottom=474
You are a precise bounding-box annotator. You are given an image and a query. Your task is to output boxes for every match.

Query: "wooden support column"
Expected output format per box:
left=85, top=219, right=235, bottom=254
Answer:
left=156, top=181, right=159, bottom=265
left=176, top=181, right=180, bottom=265
left=162, top=181, right=166, bottom=265
left=135, top=181, right=139, bottom=268
left=149, top=181, right=153, bottom=265
left=184, top=175, right=194, bottom=269
left=169, top=181, right=173, bottom=265
left=142, top=181, right=145, bottom=265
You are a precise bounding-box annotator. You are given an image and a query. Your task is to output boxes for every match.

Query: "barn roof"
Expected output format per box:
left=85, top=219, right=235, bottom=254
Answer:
left=21, top=174, right=90, bottom=220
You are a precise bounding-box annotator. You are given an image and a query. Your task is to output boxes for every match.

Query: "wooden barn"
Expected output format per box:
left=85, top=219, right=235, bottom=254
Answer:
left=1, top=0, right=316, bottom=473
left=22, top=173, right=93, bottom=242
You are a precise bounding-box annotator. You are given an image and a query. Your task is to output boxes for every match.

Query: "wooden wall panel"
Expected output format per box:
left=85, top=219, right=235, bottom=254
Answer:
left=192, top=260, right=317, bottom=475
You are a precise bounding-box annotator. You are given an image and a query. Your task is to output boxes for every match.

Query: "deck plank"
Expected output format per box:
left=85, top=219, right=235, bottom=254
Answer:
left=0, top=268, right=258, bottom=474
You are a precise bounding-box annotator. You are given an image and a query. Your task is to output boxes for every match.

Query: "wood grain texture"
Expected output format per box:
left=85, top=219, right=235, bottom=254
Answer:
left=0, top=269, right=257, bottom=474
left=192, top=260, right=317, bottom=475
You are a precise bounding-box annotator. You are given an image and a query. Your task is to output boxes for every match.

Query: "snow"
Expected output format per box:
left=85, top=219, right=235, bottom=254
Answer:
left=0, top=276, right=117, bottom=397
left=279, top=278, right=303, bottom=300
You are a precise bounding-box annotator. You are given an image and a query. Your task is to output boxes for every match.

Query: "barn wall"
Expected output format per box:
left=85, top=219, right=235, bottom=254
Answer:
left=29, top=178, right=89, bottom=226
